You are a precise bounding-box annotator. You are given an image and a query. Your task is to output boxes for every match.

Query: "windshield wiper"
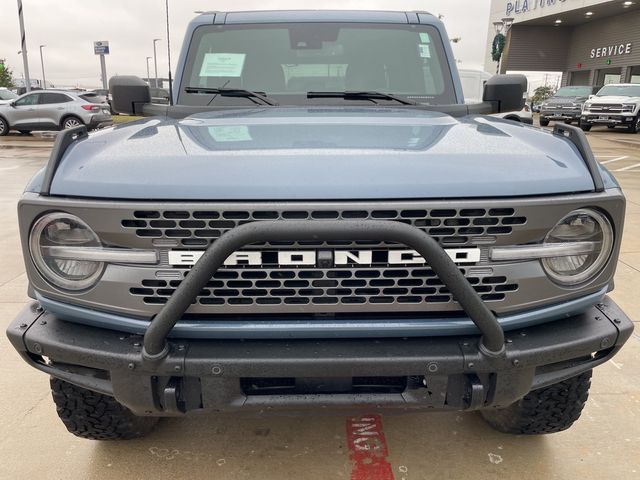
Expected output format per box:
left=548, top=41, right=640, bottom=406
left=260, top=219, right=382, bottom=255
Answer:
left=184, top=86, right=279, bottom=106
left=307, top=91, right=419, bottom=106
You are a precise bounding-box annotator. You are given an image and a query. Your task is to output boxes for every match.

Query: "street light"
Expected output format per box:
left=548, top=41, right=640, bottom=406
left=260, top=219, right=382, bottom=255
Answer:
left=39, top=44, right=46, bottom=89
left=152, top=38, right=161, bottom=88
left=146, top=56, right=152, bottom=85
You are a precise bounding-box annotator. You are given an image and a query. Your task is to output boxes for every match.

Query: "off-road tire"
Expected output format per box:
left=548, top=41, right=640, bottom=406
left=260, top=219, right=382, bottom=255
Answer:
left=564, top=119, right=572, bottom=125
left=627, top=115, right=640, bottom=134
left=50, top=378, right=158, bottom=440
left=580, top=121, right=592, bottom=132
left=480, top=370, right=592, bottom=435
left=0, top=117, right=8, bottom=136
left=539, top=118, right=549, bottom=127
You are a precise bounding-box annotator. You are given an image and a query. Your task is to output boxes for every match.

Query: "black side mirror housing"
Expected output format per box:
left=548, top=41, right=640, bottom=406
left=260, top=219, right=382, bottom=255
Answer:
left=483, top=74, right=527, bottom=113
left=109, top=76, right=151, bottom=115
left=9, top=101, right=16, bottom=108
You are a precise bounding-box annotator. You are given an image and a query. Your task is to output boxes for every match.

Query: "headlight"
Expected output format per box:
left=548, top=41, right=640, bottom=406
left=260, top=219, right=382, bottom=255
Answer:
left=542, top=209, right=613, bottom=286
left=622, top=104, right=635, bottom=112
left=583, top=102, right=591, bottom=110
left=29, top=212, right=104, bottom=291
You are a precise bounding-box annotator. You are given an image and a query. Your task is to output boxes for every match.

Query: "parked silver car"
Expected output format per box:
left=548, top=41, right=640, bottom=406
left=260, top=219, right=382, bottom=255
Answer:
left=0, top=90, right=112, bottom=136
left=0, top=88, right=18, bottom=105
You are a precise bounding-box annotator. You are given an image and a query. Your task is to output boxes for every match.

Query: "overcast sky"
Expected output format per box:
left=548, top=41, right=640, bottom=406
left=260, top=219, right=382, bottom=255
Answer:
left=0, top=0, right=492, bottom=88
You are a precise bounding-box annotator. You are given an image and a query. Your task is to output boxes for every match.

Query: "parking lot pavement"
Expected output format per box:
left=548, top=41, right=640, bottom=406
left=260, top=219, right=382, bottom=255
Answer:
left=0, top=127, right=639, bottom=480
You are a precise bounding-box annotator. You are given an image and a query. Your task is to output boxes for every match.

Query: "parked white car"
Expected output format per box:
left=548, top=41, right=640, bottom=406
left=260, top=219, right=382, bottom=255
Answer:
left=581, top=83, right=640, bottom=133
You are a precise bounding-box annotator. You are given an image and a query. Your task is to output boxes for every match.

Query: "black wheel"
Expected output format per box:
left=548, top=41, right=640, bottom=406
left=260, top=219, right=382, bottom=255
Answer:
left=50, top=378, right=158, bottom=440
left=564, top=119, right=572, bottom=125
left=628, top=115, right=640, bottom=134
left=0, top=117, right=9, bottom=136
left=580, top=121, right=592, bottom=132
left=481, top=370, right=591, bottom=435
left=61, top=116, right=84, bottom=130
left=608, top=125, right=616, bottom=129
left=539, top=118, right=549, bottom=127
left=18, top=130, right=32, bottom=135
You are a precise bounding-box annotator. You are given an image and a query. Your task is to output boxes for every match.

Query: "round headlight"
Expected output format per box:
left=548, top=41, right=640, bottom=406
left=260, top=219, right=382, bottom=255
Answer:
left=542, top=209, right=613, bottom=286
left=29, top=213, right=104, bottom=291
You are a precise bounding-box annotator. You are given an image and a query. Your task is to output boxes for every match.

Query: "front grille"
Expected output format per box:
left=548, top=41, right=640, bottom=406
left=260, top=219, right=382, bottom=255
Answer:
left=130, top=265, right=519, bottom=310
left=122, top=208, right=526, bottom=247
left=588, top=104, right=623, bottom=113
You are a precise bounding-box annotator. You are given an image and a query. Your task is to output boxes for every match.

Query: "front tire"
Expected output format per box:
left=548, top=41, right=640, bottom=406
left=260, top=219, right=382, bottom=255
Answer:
left=628, top=115, right=640, bottom=134
left=580, top=121, right=592, bottom=132
left=61, top=116, right=84, bottom=130
left=481, top=370, right=591, bottom=435
left=50, top=378, right=158, bottom=440
left=0, top=117, right=9, bottom=136
left=539, top=118, right=549, bottom=127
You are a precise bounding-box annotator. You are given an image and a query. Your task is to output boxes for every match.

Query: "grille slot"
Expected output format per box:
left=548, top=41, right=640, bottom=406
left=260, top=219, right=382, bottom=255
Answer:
left=122, top=208, right=526, bottom=247
left=130, top=266, right=518, bottom=309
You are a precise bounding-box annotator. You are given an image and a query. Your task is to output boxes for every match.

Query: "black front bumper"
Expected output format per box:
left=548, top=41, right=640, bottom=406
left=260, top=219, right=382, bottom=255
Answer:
left=540, top=110, right=581, bottom=121
left=7, top=296, right=633, bottom=416
left=581, top=114, right=637, bottom=126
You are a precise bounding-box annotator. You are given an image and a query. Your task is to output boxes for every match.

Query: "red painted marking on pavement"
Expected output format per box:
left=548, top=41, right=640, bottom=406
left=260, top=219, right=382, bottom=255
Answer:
left=346, top=414, right=395, bottom=480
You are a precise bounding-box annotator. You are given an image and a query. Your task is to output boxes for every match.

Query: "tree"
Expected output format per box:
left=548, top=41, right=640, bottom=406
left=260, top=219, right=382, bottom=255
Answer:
left=0, top=60, right=16, bottom=89
left=532, top=85, right=555, bottom=104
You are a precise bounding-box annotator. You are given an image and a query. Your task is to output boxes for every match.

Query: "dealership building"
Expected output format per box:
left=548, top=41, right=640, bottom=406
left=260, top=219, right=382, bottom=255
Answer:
left=485, top=0, right=640, bottom=86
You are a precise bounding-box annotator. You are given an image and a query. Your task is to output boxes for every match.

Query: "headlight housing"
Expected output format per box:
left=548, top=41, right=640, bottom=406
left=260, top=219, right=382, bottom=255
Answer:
left=542, top=209, right=613, bottom=286
left=29, top=212, right=104, bottom=291
left=622, top=104, right=635, bottom=113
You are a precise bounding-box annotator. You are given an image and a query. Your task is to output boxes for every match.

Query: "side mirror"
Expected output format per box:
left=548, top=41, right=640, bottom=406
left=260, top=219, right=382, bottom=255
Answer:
left=9, top=101, right=16, bottom=108
left=483, top=74, right=527, bottom=113
left=109, top=76, right=151, bottom=115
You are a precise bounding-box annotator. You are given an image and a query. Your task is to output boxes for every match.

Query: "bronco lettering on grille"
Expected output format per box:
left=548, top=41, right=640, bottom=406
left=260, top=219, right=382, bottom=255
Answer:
left=167, top=248, right=481, bottom=267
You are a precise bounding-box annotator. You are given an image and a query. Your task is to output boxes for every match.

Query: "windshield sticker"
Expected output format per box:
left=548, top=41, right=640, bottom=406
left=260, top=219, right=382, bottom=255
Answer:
left=419, top=33, right=431, bottom=43
left=418, top=44, right=431, bottom=58
left=199, top=53, right=246, bottom=77
left=208, top=125, right=252, bottom=142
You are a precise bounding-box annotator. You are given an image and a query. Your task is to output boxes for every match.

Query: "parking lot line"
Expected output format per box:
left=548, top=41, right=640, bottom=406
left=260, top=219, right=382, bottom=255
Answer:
left=614, top=162, right=640, bottom=172
left=600, top=156, right=629, bottom=165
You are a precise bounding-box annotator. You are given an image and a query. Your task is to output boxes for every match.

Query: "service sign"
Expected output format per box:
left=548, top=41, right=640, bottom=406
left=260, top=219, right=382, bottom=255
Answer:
left=93, top=41, right=110, bottom=55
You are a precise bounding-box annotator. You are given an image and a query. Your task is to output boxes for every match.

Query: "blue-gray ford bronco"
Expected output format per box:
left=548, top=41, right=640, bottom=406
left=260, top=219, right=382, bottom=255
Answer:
left=7, top=10, right=633, bottom=440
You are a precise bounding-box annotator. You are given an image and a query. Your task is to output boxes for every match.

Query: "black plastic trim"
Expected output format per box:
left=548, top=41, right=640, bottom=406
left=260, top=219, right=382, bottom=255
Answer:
left=40, top=125, right=88, bottom=196
left=552, top=123, right=605, bottom=193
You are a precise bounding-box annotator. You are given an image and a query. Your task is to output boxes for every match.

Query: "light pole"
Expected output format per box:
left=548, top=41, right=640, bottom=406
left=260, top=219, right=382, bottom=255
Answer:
left=16, top=0, right=31, bottom=92
left=146, top=56, right=152, bottom=85
left=39, top=44, right=46, bottom=89
left=152, top=38, right=161, bottom=88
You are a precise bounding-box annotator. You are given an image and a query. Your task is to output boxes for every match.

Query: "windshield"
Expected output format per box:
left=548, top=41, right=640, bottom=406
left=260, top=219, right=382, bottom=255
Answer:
left=554, top=86, right=593, bottom=97
left=0, top=90, right=18, bottom=101
left=596, top=85, right=640, bottom=97
left=179, top=23, right=456, bottom=106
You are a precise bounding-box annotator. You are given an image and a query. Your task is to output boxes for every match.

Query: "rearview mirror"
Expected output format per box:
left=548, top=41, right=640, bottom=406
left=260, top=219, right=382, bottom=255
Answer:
left=483, top=74, right=527, bottom=113
left=109, top=76, right=151, bottom=115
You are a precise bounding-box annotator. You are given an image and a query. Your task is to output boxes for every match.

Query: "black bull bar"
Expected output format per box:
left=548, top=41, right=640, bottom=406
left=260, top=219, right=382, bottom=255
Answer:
left=142, top=220, right=506, bottom=360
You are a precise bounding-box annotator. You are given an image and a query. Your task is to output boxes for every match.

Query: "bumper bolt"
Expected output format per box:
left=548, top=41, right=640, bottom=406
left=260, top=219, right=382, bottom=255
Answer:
left=601, top=338, right=611, bottom=348
left=211, top=365, right=223, bottom=375
left=127, top=363, right=135, bottom=370
left=33, top=343, right=43, bottom=354
left=427, top=362, right=439, bottom=373
left=512, top=359, right=520, bottom=367
left=614, top=318, right=621, bottom=324
left=19, top=323, right=28, bottom=328
left=174, top=365, right=182, bottom=372
left=467, top=362, right=474, bottom=369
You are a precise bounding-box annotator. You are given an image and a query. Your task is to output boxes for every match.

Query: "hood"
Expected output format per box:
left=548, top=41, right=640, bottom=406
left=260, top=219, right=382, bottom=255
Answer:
left=589, top=95, right=640, bottom=104
left=546, top=95, right=587, bottom=105
left=46, top=107, right=597, bottom=200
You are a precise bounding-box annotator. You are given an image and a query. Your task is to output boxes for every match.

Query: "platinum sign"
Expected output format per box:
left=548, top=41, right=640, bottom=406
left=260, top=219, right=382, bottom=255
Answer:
left=506, top=0, right=567, bottom=16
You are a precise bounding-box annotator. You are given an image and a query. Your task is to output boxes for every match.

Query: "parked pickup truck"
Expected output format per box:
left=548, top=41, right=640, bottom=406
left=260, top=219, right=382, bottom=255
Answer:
left=581, top=83, right=640, bottom=133
left=539, top=85, right=600, bottom=127
left=7, top=10, right=632, bottom=440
